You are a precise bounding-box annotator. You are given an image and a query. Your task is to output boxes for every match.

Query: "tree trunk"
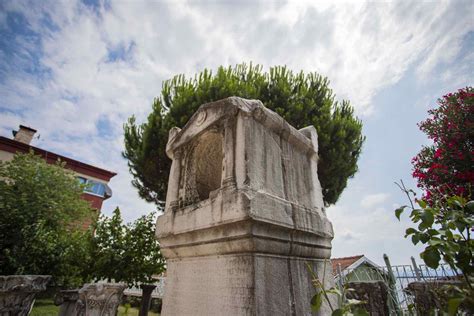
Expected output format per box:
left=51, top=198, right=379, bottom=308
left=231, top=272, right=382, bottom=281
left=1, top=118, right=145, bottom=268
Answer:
left=139, top=284, right=157, bottom=316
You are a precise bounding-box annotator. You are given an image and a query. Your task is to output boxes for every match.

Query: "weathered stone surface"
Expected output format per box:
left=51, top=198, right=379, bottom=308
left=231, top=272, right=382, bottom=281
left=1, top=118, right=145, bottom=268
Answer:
left=406, top=280, right=468, bottom=314
left=54, top=289, right=79, bottom=316
left=75, top=283, right=126, bottom=316
left=346, top=281, right=390, bottom=316
left=156, top=97, right=336, bottom=315
left=139, top=284, right=157, bottom=316
left=0, top=275, right=51, bottom=316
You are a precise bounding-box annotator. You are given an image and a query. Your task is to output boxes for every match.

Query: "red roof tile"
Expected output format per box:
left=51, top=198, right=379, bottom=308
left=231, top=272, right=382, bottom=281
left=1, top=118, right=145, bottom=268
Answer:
left=331, top=255, right=364, bottom=275
left=0, top=136, right=116, bottom=181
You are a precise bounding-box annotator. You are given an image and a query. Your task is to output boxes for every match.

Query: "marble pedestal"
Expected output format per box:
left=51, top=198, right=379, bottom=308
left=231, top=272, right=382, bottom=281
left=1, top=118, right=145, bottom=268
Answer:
left=157, top=97, right=336, bottom=315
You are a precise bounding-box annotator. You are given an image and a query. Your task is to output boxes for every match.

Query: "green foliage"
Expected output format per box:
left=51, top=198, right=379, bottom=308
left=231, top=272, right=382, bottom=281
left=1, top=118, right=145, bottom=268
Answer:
left=307, top=261, right=368, bottom=316
left=89, top=208, right=166, bottom=286
left=411, top=87, right=473, bottom=202
left=123, top=63, right=365, bottom=207
left=396, top=87, right=474, bottom=314
left=395, top=182, right=474, bottom=314
left=0, top=152, right=93, bottom=288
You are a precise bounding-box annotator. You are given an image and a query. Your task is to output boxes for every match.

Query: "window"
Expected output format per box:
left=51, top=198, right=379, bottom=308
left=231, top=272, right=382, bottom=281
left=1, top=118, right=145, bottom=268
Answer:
left=77, top=176, right=87, bottom=185
left=87, top=181, right=106, bottom=196
left=77, top=177, right=107, bottom=197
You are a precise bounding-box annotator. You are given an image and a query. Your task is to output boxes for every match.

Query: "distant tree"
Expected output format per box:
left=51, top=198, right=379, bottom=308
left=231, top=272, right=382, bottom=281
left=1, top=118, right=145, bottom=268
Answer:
left=123, top=63, right=365, bottom=207
left=412, top=87, right=474, bottom=203
left=89, top=208, right=128, bottom=283
left=90, top=208, right=165, bottom=286
left=0, top=152, right=93, bottom=288
left=90, top=208, right=165, bottom=316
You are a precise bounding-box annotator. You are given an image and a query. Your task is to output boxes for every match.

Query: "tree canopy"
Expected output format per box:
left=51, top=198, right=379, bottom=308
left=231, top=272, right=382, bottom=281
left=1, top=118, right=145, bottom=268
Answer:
left=89, top=208, right=165, bottom=286
left=124, top=63, right=364, bottom=207
left=0, top=152, right=93, bottom=287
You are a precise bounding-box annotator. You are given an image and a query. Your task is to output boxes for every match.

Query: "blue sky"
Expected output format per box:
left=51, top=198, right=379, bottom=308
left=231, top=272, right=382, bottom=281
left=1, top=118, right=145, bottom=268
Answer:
left=0, top=0, right=473, bottom=265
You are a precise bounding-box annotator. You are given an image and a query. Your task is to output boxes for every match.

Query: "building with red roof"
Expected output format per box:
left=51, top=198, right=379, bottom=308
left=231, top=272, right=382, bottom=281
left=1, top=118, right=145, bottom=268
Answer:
left=0, top=125, right=116, bottom=228
left=332, top=255, right=386, bottom=283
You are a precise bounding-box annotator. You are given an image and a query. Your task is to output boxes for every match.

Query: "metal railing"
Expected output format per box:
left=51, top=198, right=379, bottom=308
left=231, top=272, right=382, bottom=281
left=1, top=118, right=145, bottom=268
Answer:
left=123, top=278, right=166, bottom=298
left=336, top=255, right=460, bottom=315
left=97, top=277, right=166, bottom=299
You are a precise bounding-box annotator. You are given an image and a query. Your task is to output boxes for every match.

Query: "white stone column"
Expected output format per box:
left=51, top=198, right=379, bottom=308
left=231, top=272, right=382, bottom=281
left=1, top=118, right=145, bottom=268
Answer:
left=222, top=118, right=235, bottom=188
left=164, top=149, right=182, bottom=212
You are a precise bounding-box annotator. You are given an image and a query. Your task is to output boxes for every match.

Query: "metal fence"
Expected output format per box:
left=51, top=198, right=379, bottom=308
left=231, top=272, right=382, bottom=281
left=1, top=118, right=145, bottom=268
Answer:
left=97, top=277, right=166, bottom=299
left=336, top=254, right=460, bottom=315
left=123, top=278, right=165, bottom=299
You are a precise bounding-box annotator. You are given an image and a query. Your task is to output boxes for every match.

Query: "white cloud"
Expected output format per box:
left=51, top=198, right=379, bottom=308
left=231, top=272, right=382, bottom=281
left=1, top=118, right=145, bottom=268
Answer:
left=0, top=0, right=472, bottom=228
left=328, top=202, right=423, bottom=265
left=360, top=193, right=390, bottom=209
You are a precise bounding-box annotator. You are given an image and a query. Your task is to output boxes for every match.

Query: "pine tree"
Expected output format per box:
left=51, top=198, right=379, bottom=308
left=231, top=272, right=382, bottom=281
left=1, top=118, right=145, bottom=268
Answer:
left=123, top=63, right=365, bottom=207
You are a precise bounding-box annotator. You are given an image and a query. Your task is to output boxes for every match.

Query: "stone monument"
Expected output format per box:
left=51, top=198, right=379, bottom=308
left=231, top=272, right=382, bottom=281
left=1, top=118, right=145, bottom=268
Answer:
left=156, top=97, right=336, bottom=315
left=55, top=289, right=79, bottom=316
left=0, top=275, right=51, bottom=316
left=75, top=283, right=126, bottom=316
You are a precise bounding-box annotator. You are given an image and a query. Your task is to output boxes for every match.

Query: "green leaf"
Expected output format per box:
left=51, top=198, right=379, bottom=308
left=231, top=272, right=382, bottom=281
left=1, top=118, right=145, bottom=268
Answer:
left=353, top=308, right=370, bottom=316
left=447, top=297, right=462, bottom=316
left=454, top=221, right=466, bottom=234
left=405, top=228, right=417, bottom=236
left=428, top=239, right=443, bottom=246
left=427, top=229, right=440, bottom=236
left=417, top=199, right=427, bottom=208
left=466, top=200, right=474, bottom=213
left=421, top=247, right=440, bottom=269
left=420, top=210, right=434, bottom=228
left=332, top=309, right=344, bottom=316
left=395, top=206, right=407, bottom=220
left=347, top=298, right=363, bottom=305
left=325, top=288, right=342, bottom=296
left=311, top=292, right=323, bottom=312
left=412, top=234, right=420, bottom=245
left=419, top=233, right=430, bottom=243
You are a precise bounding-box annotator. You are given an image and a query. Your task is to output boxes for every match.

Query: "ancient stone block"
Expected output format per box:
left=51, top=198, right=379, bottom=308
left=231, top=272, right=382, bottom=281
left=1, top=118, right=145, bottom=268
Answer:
left=406, top=280, right=469, bottom=314
left=156, top=97, right=336, bottom=315
left=75, top=283, right=126, bottom=316
left=346, top=281, right=390, bottom=316
left=55, top=289, right=79, bottom=316
left=0, top=275, right=50, bottom=316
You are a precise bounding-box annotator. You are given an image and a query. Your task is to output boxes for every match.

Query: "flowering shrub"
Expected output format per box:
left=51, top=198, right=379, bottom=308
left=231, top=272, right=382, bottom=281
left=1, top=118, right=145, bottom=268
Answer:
left=395, top=184, right=474, bottom=314
left=412, top=87, right=474, bottom=203
left=396, top=87, right=474, bottom=314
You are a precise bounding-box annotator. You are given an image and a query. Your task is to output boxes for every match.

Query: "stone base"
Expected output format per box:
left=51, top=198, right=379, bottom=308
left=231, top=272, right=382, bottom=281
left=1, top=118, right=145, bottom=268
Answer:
left=0, top=275, right=51, bottom=316
left=161, top=254, right=335, bottom=316
left=346, top=282, right=390, bottom=316
left=76, top=283, right=126, bottom=316
left=406, top=280, right=467, bottom=314
left=54, top=289, right=79, bottom=316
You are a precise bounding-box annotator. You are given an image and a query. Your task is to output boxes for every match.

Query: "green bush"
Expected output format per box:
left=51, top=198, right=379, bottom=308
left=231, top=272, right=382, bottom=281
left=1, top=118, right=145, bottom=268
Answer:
left=0, top=152, right=94, bottom=288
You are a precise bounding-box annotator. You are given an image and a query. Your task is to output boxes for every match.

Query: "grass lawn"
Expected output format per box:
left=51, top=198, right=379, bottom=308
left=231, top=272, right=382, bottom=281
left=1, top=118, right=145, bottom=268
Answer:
left=118, top=305, right=160, bottom=316
left=30, top=299, right=159, bottom=316
left=30, top=299, right=59, bottom=316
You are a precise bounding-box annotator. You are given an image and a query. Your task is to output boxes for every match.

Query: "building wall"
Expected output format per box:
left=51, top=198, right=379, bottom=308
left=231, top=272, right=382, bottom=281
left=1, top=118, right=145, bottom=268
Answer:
left=0, top=150, right=14, bottom=162
left=0, top=148, right=109, bottom=211
left=81, top=193, right=104, bottom=210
